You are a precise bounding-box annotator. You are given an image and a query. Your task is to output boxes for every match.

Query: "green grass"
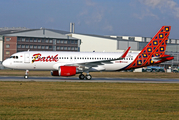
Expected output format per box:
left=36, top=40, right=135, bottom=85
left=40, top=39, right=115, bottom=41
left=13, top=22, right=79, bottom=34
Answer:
left=0, top=82, right=179, bottom=119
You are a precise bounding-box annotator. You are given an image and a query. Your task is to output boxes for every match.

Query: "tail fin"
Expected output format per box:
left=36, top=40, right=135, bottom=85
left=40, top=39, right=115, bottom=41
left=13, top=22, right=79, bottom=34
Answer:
left=126, top=26, right=171, bottom=69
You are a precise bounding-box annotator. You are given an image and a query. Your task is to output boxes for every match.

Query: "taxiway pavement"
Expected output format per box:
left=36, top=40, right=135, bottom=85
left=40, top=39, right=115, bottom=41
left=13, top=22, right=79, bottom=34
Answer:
left=0, top=76, right=179, bottom=83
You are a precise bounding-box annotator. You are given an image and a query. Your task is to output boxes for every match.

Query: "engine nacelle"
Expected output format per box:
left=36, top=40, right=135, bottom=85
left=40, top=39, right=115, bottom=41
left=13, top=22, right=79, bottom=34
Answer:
left=51, top=66, right=77, bottom=76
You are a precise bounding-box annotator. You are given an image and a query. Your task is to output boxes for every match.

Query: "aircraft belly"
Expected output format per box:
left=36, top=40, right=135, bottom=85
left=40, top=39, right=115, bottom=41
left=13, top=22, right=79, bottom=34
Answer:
left=104, top=64, right=125, bottom=71
left=15, top=62, right=55, bottom=70
left=89, top=63, right=130, bottom=72
left=33, top=62, right=55, bottom=70
left=104, top=62, right=131, bottom=71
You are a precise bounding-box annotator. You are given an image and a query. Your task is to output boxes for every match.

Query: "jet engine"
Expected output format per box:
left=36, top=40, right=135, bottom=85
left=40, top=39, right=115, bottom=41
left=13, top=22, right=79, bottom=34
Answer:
left=51, top=66, right=77, bottom=76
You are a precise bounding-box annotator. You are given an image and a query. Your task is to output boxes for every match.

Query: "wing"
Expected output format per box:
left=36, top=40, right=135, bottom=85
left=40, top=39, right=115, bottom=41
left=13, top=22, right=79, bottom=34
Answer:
left=65, top=47, right=131, bottom=69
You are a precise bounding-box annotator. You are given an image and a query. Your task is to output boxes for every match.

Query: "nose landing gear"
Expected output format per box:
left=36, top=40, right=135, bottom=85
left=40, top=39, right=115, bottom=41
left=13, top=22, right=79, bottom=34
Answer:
left=24, top=70, right=29, bottom=79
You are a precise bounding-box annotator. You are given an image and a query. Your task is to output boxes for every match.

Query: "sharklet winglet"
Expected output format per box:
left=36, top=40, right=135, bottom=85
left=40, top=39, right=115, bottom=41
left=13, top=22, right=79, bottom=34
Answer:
left=121, top=47, right=131, bottom=58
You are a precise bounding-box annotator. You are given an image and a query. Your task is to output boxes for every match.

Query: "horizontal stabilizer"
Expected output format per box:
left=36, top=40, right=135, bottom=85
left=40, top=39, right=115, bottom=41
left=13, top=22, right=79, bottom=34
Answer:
left=152, top=55, right=174, bottom=61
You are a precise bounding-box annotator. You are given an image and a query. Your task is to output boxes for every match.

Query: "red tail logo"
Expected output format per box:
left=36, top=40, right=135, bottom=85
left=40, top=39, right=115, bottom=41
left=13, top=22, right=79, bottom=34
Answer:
left=125, top=26, right=171, bottom=69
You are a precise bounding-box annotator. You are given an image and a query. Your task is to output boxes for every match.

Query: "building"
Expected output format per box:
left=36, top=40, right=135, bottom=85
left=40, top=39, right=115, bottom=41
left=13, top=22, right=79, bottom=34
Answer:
left=0, top=28, right=80, bottom=62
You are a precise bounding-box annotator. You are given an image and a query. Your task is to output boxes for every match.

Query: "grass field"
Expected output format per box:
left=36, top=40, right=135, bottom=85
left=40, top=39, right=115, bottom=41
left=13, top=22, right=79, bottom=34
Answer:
left=0, top=69, right=179, bottom=78
left=0, top=82, right=179, bottom=119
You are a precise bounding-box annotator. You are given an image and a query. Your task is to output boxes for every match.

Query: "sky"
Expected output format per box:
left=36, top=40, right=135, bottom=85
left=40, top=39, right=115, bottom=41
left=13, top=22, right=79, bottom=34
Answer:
left=1, top=0, right=179, bottom=38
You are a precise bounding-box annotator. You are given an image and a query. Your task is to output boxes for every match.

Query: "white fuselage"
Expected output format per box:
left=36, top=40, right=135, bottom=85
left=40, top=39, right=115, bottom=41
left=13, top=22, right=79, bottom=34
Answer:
left=3, top=51, right=138, bottom=71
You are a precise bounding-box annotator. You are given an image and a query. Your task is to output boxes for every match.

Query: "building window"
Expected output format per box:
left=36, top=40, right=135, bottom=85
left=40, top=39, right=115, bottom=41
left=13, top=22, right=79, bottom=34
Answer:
left=6, top=51, right=10, bottom=54
left=17, top=45, right=21, bottom=48
left=34, top=39, right=37, bottom=42
left=42, top=46, right=45, bottom=49
left=38, top=39, right=41, bottom=42
left=41, top=39, right=45, bottom=43
left=68, top=47, right=71, bottom=50
left=57, top=46, right=60, bottom=50
left=34, top=45, right=37, bottom=49
left=75, top=47, right=78, bottom=50
left=53, top=46, right=56, bottom=51
left=30, top=38, right=33, bottom=42
left=57, top=40, right=60, bottom=43
left=17, top=38, right=21, bottom=42
left=49, top=46, right=52, bottom=49
left=25, top=45, right=29, bottom=48
left=60, top=46, right=63, bottom=50
left=64, top=47, right=67, bottom=50
left=6, top=44, right=10, bottom=48
left=46, top=40, right=49, bottom=43
left=71, top=47, right=74, bottom=50
left=26, top=38, right=29, bottom=42
left=22, top=38, right=25, bottom=42
left=64, top=40, right=67, bottom=44
left=38, top=46, right=41, bottom=49
left=30, top=45, right=33, bottom=49
left=22, top=45, right=25, bottom=48
left=45, top=46, right=49, bottom=49
left=67, top=40, right=71, bottom=44
left=60, top=40, right=63, bottom=44
left=49, top=40, right=53, bottom=43
left=6, top=38, right=11, bottom=41
left=71, top=40, right=74, bottom=44
left=75, top=40, right=78, bottom=44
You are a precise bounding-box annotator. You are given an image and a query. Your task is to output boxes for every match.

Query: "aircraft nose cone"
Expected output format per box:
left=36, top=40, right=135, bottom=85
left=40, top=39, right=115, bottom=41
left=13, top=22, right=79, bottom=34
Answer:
left=2, top=60, right=9, bottom=67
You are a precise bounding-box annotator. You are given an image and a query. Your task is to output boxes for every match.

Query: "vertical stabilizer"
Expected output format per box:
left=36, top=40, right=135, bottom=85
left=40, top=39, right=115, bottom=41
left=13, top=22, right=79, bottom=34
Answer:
left=126, top=26, right=171, bottom=69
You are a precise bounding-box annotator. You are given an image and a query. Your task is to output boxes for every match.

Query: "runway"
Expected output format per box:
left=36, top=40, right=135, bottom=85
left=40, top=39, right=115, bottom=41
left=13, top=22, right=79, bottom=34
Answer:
left=0, top=76, right=179, bottom=83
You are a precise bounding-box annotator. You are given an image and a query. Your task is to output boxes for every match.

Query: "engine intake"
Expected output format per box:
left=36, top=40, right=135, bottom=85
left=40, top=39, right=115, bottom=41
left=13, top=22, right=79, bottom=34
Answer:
left=51, top=66, right=77, bottom=76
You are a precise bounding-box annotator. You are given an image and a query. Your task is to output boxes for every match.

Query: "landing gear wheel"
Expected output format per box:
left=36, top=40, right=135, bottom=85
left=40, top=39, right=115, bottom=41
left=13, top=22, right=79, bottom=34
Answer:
left=86, top=74, right=92, bottom=80
left=24, top=75, right=28, bottom=79
left=79, top=74, right=85, bottom=80
left=24, top=70, right=29, bottom=79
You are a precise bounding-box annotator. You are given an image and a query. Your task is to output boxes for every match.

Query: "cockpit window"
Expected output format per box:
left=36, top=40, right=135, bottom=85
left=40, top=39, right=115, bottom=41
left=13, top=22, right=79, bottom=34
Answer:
left=10, top=56, right=18, bottom=59
left=10, top=56, right=15, bottom=58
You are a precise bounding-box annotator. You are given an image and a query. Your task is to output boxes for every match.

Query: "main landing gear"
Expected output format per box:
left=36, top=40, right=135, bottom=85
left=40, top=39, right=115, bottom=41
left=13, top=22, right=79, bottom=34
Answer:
left=24, top=70, right=29, bottom=79
left=79, top=73, right=92, bottom=80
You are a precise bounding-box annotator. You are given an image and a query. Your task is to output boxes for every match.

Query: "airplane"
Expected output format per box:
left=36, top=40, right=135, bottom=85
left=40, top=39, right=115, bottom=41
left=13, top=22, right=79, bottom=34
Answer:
left=2, top=26, right=174, bottom=80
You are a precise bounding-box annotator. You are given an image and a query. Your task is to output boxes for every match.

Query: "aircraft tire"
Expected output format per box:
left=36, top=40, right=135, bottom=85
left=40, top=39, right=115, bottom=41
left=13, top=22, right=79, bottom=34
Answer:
left=79, top=74, right=85, bottom=80
left=24, top=75, right=28, bottom=79
left=86, top=74, right=92, bottom=80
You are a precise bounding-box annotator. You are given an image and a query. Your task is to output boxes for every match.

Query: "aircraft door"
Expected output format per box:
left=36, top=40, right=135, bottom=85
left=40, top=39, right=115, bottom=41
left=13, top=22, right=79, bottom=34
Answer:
left=24, top=53, right=30, bottom=63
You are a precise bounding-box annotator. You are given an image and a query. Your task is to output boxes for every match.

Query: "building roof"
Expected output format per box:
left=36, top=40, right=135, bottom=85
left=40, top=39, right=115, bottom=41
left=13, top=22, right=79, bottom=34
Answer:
left=0, top=27, right=30, bottom=35
left=72, top=33, right=124, bottom=41
left=47, top=29, right=70, bottom=34
left=0, top=27, right=77, bottom=40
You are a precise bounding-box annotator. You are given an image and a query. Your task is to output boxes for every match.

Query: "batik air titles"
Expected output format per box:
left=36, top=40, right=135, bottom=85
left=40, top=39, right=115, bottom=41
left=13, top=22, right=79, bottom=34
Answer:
left=2, top=26, right=174, bottom=80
